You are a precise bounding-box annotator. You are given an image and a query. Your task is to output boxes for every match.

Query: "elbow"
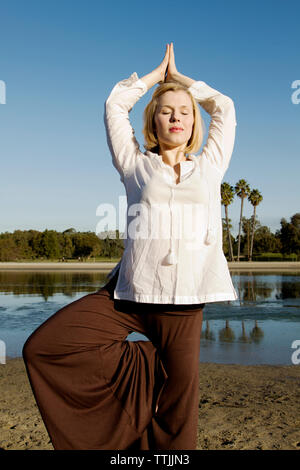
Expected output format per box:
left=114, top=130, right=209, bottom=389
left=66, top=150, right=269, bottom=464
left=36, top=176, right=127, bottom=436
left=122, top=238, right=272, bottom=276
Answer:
left=105, top=98, right=113, bottom=113
left=223, top=95, right=235, bottom=108
left=104, top=99, right=118, bottom=124
left=104, top=100, right=110, bottom=126
left=223, top=96, right=237, bottom=126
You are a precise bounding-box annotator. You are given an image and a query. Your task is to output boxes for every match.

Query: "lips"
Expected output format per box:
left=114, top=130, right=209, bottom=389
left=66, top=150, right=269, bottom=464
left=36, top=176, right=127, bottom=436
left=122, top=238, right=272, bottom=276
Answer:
left=169, top=127, right=184, bottom=132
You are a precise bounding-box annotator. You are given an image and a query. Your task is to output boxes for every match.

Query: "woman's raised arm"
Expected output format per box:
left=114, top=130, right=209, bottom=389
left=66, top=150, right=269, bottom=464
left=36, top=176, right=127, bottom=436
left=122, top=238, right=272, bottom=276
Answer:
left=166, top=43, right=237, bottom=177
left=140, top=44, right=170, bottom=90
left=104, top=45, right=170, bottom=183
left=189, top=81, right=237, bottom=178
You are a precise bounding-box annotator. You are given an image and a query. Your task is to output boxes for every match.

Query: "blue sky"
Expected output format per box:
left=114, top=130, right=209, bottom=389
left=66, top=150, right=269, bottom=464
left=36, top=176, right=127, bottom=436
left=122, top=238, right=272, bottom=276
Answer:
left=1, top=0, right=300, bottom=237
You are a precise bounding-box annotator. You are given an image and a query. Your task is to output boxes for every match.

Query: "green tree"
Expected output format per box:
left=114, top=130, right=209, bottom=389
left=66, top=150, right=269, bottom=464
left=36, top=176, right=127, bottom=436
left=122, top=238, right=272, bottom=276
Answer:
left=0, top=234, right=17, bottom=261
left=39, top=229, right=61, bottom=259
left=221, top=182, right=235, bottom=261
left=61, top=233, right=74, bottom=258
left=291, top=213, right=300, bottom=230
left=25, top=230, right=41, bottom=259
left=73, top=232, right=100, bottom=259
left=278, top=214, right=300, bottom=255
left=248, top=189, right=263, bottom=261
left=254, top=225, right=281, bottom=254
left=12, top=230, right=33, bottom=260
left=235, top=179, right=251, bottom=261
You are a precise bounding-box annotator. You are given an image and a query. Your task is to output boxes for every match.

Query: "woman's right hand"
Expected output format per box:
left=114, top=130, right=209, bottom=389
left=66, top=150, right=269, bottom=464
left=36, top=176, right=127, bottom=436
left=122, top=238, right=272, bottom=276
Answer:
left=156, top=43, right=170, bottom=83
left=140, top=44, right=170, bottom=90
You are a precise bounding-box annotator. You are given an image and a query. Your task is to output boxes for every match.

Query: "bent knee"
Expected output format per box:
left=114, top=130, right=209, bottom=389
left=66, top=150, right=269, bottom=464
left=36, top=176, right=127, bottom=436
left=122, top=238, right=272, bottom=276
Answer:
left=22, top=335, right=35, bottom=363
left=22, top=330, right=44, bottom=364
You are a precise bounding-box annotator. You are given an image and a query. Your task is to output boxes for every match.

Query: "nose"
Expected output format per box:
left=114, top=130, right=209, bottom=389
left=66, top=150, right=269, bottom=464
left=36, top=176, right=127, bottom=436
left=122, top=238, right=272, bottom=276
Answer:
left=170, top=112, right=180, bottom=122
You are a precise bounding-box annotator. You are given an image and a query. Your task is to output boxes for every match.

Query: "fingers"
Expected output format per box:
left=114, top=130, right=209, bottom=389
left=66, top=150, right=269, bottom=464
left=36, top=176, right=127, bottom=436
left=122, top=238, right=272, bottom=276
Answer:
left=169, top=42, right=175, bottom=66
left=158, top=43, right=176, bottom=84
left=163, top=43, right=170, bottom=65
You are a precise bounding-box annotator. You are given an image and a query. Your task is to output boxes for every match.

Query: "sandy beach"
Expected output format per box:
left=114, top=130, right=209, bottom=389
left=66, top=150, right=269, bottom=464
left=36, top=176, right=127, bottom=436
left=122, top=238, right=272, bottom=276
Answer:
left=0, top=261, right=300, bottom=272
left=0, top=358, right=299, bottom=450
left=1, top=261, right=300, bottom=450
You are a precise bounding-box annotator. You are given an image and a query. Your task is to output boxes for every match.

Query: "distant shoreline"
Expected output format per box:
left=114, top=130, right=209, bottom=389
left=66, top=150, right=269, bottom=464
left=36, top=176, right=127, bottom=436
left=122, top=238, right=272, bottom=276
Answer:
left=0, top=261, right=300, bottom=272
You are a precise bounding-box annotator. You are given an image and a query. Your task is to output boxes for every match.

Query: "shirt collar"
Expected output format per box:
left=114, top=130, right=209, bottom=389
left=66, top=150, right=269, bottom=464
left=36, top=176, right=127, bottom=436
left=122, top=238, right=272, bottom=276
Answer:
left=145, top=150, right=197, bottom=164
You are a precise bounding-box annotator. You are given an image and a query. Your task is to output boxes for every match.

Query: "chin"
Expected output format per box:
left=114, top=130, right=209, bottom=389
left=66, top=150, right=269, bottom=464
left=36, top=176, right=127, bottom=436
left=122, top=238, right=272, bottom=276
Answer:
left=165, top=138, right=188, bottom=148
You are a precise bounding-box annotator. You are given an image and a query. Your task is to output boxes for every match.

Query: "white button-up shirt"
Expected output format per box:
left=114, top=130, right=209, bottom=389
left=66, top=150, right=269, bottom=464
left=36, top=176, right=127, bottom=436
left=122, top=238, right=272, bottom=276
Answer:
left=104, top=73, right=238, bottom=304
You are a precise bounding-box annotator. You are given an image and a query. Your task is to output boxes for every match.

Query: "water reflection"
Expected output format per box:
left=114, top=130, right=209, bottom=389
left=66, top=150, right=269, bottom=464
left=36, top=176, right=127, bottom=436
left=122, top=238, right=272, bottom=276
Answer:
left=250, top=320, right=264, bottom=343
left=219, top=320, right=235, bottom=342
left=0, top=270, right=299, bottom=301
left=201, top=319, right=265, bottom=345
left=279, top=281, right=300, bottom=299
left=235, top=273, right=280, bottom=304
left=0, top=271, right=108, bottom=301
left=238, top=321, right=251, bottom=343
left=231, top=271, right=300, bottom=304
left=202, top=320, right=215, bottom=341
left=0, top=270, right=299, bottom=364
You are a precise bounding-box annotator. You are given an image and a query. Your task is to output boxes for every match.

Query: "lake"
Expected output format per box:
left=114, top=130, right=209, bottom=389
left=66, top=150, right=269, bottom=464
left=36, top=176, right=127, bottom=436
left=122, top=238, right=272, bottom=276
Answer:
left=0, top=270, right=300, bottom=365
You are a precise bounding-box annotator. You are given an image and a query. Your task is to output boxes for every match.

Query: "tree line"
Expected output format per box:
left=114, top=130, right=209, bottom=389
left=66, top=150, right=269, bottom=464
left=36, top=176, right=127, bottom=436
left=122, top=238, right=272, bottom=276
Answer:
left=0, top=228, right=124, bottom=262
left=221, top=178, right=300, bottom=261
left=0, top=202, right=299, bottom=263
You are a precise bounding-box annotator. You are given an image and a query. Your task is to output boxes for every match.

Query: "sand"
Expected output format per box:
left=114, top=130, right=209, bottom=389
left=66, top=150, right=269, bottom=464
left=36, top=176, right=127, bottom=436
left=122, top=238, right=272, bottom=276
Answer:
left=1, top=261, right=300, bottom=450
left=0, top=261, right=300, bottom=272
left=0, top=358, right=299, bottom=450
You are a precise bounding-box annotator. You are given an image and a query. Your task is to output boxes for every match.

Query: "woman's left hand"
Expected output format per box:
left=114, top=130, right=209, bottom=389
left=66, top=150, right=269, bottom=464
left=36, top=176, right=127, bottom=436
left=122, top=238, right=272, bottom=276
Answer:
left=165, top=43, right=196, bottom=88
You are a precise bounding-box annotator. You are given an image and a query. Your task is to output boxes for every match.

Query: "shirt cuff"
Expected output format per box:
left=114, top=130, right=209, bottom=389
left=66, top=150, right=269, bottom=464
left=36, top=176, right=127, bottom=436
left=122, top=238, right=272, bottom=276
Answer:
left=119, top=72, right=147, bottom=94
left=188, top=80, right=220, bottom=102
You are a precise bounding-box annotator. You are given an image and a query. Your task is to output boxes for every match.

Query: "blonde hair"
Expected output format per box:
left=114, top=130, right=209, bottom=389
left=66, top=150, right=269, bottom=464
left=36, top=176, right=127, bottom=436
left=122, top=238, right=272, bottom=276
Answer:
left=142, top=82, right=204, bottom=155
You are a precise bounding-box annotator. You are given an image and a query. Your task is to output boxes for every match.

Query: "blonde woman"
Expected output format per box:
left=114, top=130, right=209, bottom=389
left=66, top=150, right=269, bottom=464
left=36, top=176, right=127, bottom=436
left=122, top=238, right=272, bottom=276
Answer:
left=23, top=43, right=237, bottom=450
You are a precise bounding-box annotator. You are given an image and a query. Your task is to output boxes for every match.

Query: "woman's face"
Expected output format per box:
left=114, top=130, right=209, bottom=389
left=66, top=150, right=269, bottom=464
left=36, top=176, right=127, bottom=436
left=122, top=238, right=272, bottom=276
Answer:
left=154, top=90, right=194, bottom=151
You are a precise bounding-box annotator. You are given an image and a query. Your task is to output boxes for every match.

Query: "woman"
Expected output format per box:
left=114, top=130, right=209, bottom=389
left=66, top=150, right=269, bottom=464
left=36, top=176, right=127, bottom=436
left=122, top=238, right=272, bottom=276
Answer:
left=22, top=43, right=237, bottom=450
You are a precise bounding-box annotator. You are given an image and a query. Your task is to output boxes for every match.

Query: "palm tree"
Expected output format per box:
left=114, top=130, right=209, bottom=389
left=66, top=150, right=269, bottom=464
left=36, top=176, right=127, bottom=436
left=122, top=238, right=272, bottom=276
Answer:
left=248, top=189, right=263, bottom=261
left=221, top=182, right=235, bottom=261
left=235, top=179, right=251, bottom=261
left=241, top=216, right=251, bottom=260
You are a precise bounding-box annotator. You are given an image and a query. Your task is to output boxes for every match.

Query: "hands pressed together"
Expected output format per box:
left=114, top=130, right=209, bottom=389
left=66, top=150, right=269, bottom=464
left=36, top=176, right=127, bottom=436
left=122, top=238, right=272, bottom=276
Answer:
left=158, top=42, right=178, bottom=84
left=141, top=43, right=195, bottom=91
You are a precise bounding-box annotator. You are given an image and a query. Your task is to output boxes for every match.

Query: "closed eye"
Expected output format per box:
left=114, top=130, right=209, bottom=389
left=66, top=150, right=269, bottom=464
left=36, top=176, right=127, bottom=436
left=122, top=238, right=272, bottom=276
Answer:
left=161, top=111, right=189, bottom=115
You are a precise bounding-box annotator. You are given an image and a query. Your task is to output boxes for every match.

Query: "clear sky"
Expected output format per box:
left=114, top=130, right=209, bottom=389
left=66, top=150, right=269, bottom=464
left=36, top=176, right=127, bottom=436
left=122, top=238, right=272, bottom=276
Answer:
left=1, top=0, right=300, bottom=237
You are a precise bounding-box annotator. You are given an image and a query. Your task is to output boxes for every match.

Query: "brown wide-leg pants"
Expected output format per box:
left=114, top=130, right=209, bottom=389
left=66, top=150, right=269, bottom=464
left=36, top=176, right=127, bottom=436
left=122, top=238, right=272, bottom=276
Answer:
left=22, top=269, right=204, bottom=450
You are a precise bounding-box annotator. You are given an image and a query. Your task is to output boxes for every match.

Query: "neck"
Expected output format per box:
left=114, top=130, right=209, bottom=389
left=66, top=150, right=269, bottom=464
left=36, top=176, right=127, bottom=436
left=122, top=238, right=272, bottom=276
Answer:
left=158, top=144, right=188, bottom=167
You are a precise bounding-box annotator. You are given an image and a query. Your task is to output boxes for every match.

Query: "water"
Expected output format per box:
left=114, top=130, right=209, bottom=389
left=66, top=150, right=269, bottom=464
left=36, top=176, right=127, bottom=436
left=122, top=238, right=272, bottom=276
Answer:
left=0, top=270, right=300, bottom=365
